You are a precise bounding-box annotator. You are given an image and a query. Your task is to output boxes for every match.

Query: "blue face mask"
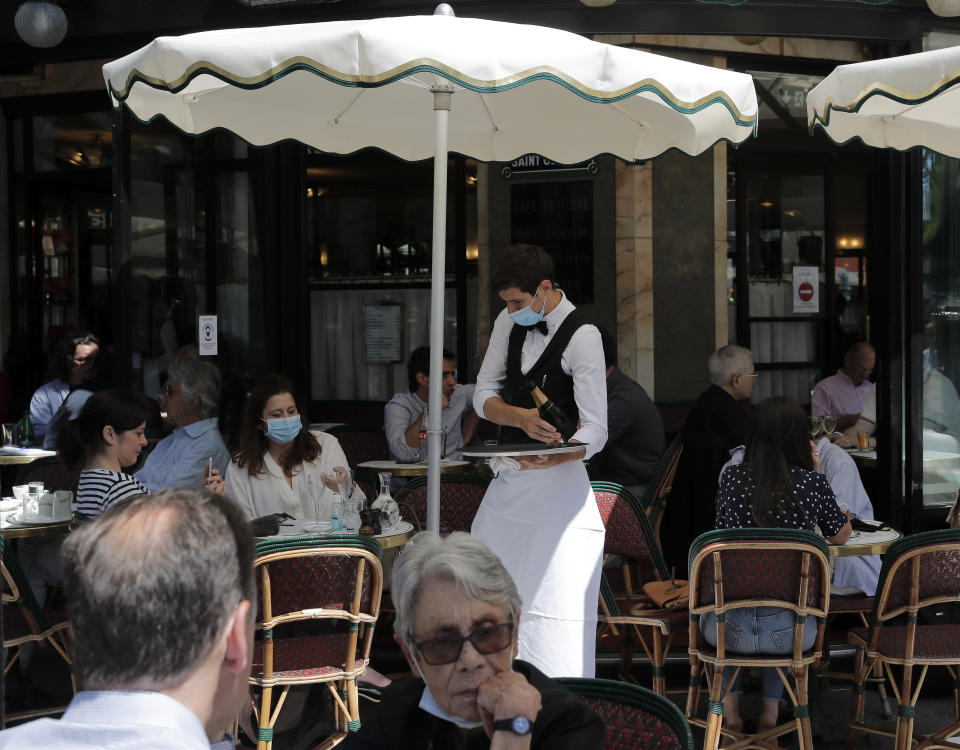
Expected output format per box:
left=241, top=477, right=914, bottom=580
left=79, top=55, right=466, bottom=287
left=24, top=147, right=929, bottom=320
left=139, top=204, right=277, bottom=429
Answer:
left=262, top=414, right=302, bottom=445
left=508, top=287, right=545, bottom=327
left=413, top=653, right=483, bottom=730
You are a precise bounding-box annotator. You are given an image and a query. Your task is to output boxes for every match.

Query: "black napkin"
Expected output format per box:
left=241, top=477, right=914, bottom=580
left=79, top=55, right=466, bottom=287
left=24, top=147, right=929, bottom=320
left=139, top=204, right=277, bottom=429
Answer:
left=850, top=517, right=890, bottom=532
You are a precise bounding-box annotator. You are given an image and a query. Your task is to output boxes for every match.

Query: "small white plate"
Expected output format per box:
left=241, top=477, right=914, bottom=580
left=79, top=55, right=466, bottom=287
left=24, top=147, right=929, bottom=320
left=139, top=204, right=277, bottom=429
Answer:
left=0, top=498, right=20, bottom=513
left=6, top=510, right=70, bottom=526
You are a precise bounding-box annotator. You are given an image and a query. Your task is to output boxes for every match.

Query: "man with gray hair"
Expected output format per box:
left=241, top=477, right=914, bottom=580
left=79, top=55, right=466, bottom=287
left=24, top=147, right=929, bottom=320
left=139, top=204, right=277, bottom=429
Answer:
left=660, top=344, right=756, bottom=573
left=0, top=488, right=256, bottom=749
left=346, top=531, right=603, bottom=749
left=135, top=354, right=230, bottom=492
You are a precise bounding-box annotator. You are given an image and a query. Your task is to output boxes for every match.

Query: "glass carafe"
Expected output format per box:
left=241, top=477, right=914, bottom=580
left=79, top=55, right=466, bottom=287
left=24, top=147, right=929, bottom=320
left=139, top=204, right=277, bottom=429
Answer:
left=371, top=471, right=400, bottom=531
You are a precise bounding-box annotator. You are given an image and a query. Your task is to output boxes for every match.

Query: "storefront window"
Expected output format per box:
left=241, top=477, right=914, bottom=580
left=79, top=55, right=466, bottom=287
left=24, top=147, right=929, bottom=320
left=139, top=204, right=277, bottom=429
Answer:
left=919, top=150, right=960, bottom=508
left=33, top=112, right=113, bottom=172
left=128, top=120, right=266, bottom=400
left=306, top=151, right=478, bottom=402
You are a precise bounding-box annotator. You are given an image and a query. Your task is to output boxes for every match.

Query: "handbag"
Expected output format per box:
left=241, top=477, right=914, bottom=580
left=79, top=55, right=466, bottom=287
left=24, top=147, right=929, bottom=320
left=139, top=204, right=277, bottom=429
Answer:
left=629, top=578, right=690, bottom=615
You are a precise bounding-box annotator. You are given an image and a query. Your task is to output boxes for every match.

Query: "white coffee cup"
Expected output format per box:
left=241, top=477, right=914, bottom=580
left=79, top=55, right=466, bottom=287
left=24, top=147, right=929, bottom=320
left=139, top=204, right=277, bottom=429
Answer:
left=12, top=485, right=28, bottom=501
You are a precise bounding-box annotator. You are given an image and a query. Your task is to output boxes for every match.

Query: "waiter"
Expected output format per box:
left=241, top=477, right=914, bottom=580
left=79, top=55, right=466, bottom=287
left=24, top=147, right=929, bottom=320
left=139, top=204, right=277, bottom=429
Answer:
left=472, top=243, right=607, bottom=678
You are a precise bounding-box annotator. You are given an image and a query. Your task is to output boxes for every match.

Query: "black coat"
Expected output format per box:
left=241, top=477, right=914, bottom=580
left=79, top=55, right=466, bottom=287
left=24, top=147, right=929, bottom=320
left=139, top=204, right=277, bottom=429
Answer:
left=344, top=660, right=604, bottom=750
left=660, top=385, right=751, bottom=574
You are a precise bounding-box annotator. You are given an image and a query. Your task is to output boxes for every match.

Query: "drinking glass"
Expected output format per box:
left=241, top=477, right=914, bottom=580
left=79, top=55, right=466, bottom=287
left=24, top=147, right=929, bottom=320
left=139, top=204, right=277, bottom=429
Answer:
left=808, top=416, right=823, bottom=439
left=342, top=499, right=361, bottom=533
left=821, top=415, right=837, bottom=435
left=303, top=474, right=330, bottom=532
left=1, top=423, right=16, bottom=447
left=28, top=481, right=44, bottom=497
left=336, top=467, right=354, bottom=503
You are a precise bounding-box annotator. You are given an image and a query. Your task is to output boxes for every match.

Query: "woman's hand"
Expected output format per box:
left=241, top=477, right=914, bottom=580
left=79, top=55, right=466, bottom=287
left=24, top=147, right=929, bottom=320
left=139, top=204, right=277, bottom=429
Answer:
left=204, top=466, right=226, bottom=496
left=810, top=440, right=820, bottom=473
left=321, top=466, right=352, bottom=493
left=476, top=671, right=542, bottom=740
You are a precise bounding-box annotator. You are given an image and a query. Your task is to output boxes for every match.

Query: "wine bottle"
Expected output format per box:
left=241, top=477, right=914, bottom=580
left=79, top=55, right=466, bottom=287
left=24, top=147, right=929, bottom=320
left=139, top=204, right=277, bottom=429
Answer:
left=525, top=379, right=576, bottom=442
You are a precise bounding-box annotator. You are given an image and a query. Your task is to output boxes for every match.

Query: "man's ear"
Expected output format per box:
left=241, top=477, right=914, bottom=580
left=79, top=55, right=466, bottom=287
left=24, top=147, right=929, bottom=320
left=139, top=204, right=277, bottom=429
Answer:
left=222, top=600, right=253, bottom=675
left=415, top=372, right=429, bottom=389
left=395, top=634, right=421, bottom=678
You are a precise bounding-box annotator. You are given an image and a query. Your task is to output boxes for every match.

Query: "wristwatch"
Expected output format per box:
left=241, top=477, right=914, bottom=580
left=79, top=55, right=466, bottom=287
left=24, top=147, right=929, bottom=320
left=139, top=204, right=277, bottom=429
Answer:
left=493, top=716, right=532, bottom=735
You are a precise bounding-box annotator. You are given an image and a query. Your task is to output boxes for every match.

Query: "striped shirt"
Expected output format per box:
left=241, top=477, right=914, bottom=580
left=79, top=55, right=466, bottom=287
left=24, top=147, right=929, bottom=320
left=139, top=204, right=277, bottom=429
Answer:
left=75, top=470, right=149, bottom=518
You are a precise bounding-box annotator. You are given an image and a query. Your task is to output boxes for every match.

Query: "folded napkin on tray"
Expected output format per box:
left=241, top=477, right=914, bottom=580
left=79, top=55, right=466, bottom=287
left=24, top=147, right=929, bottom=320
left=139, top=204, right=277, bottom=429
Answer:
left=487, top=455, right=522, bottom=475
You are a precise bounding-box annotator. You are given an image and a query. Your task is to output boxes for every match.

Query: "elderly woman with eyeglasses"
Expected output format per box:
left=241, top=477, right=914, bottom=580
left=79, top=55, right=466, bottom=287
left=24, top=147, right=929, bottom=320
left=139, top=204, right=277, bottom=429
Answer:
left=345, top=532, right=603, bottom=750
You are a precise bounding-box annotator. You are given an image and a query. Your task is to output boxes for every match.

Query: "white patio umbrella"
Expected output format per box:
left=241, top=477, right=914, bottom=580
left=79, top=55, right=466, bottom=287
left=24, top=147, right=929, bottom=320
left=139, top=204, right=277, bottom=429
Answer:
left=807, top=45, right=960, bottom=157
left=103, top=7, right=758, bottom=533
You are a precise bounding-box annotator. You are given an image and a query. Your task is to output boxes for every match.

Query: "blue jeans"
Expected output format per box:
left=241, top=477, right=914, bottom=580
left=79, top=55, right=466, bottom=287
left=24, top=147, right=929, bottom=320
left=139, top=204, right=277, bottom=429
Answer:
left=700, top=607, right=817, bottom=700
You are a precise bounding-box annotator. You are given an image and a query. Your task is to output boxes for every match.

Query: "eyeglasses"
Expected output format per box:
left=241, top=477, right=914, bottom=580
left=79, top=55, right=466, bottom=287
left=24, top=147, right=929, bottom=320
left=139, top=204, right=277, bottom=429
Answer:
left=739, top=371, right=759, bottom=378
left=160, top=383, right=181, bottom=398
left=413, top=621, right=514, bottom=665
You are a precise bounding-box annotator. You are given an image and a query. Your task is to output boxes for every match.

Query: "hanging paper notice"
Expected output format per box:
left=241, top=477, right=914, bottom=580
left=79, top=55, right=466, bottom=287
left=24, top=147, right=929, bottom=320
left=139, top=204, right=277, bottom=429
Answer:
left=198, top=315, right=218, bottom=356
left=363, top=302, right=403, bottom=363
left=792, top=266, right=819, bottom=314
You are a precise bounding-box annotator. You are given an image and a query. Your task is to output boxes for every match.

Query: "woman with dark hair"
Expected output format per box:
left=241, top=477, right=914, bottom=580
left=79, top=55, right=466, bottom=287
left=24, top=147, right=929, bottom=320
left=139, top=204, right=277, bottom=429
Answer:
left=225, top=374, right=365, bottom=520
left=704, top=396, right=852, bottom=734
left=58, top=389, right=150, bottom=518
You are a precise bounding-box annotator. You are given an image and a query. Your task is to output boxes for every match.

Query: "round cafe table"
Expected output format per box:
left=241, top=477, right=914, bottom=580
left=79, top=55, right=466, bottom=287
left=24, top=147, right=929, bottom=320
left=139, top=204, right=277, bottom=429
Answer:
left=357, top=458, right=469, bottom=477
left=0, top=449, right=57, bottom=467
left=829, top=524, right=902, bottom=558
left=0, top=516, right=72, bottom=540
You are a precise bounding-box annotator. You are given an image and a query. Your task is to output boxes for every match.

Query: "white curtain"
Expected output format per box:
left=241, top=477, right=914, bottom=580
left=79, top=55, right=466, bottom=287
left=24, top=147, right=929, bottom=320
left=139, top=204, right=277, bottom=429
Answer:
left=310, top=287, right=458, bottom=401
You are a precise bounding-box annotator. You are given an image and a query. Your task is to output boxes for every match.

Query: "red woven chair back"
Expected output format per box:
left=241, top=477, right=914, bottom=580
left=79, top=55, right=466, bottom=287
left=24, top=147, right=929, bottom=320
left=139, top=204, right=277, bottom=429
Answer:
left=558, top=677, right=694, bottom=750
left=874, top=532, right=960, bottom=620
left=258, top=551, right=378, bottom=623
left=15, top=456, right=81, bottom=494
left=395, top=473, right=490, bottom=533
left=689, top=530, right=830, bottom=615
left=593, top=486, right=653, bottom=561
left=325, top=425, right=388, bottom=466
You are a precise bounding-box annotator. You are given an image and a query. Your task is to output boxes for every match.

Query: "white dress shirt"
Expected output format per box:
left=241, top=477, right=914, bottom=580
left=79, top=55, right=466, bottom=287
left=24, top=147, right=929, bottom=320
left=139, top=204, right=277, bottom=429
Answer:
left=383, top=384, right=475, bottom=461
left=473, top=293, right=607, bottom=458
left=225, top=430, right=365, bottom=520
left=0, top=690, right=214, bottom=750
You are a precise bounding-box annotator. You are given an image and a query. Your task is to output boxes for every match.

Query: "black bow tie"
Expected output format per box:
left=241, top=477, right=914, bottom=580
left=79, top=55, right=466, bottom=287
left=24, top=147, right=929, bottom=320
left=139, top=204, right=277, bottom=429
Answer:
left=533, top=321, right=549, bottom=335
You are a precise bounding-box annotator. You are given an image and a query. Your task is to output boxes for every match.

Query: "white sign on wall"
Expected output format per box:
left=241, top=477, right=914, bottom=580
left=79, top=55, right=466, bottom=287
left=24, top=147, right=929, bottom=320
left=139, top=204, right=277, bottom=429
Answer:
left=792, top=266, right=819, bottom=314
left=198, top=315, right=218, bottom=356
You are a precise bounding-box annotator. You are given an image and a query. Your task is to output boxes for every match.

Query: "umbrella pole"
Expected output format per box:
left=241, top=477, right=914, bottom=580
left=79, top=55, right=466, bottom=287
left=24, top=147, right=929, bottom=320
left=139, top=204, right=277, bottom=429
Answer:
left=427, top=85, right=453, bottom=534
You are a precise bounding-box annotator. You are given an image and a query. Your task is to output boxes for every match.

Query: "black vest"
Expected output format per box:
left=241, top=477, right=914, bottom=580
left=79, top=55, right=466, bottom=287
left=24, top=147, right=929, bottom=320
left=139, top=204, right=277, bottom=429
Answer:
left=499, top=309, right=588, bottom=444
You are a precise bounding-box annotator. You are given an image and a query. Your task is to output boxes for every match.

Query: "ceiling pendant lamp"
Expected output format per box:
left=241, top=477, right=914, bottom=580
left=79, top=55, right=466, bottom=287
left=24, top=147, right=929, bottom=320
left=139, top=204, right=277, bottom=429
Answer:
left=14, top=1, right=67, bottom=48
left=927, top=0, right=960, bottom=16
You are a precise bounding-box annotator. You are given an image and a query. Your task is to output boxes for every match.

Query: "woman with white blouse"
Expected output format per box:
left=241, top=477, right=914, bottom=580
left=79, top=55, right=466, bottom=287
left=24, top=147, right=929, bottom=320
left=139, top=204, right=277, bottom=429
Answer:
left=225, top=374, right=365, bottom=521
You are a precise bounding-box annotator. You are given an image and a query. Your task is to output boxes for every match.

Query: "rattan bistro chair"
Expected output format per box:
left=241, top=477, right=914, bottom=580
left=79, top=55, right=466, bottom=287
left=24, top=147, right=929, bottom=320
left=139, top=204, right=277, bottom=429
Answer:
left=558, top=677, right=695, bottom=750
left=686, top=529, right=831, bottom=750
left=250, top=535, right=383, bottom=750
left=324, top=425, right=389, bottom=467
left=1, top=535, right=75, bottom=719
left=394, top=473, right=490, bottom=533
left=592, top=481, right=681, bottom=694
left=637, top=435, right=683, bottom=543
left=14, top=455, right=81, bottom=495
left=846, top=528, right=960, bottom=750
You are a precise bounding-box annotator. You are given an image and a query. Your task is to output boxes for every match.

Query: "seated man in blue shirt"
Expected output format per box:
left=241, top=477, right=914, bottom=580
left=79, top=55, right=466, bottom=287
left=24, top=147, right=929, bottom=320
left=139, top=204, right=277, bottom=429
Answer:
left=0, top=488, right=255, bottom=749
left=135, top=356, right=230, bottom=491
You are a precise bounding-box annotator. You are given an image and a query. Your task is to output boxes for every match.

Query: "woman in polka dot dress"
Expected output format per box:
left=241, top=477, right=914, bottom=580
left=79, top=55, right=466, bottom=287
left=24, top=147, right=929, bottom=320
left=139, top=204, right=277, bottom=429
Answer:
left=704, top=396, right=852, bottom=734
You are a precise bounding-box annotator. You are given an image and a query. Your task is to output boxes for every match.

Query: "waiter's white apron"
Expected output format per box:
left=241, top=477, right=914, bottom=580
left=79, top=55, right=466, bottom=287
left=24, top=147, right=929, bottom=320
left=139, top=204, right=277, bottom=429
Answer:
left=471, top=459, right=604, bottom=678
